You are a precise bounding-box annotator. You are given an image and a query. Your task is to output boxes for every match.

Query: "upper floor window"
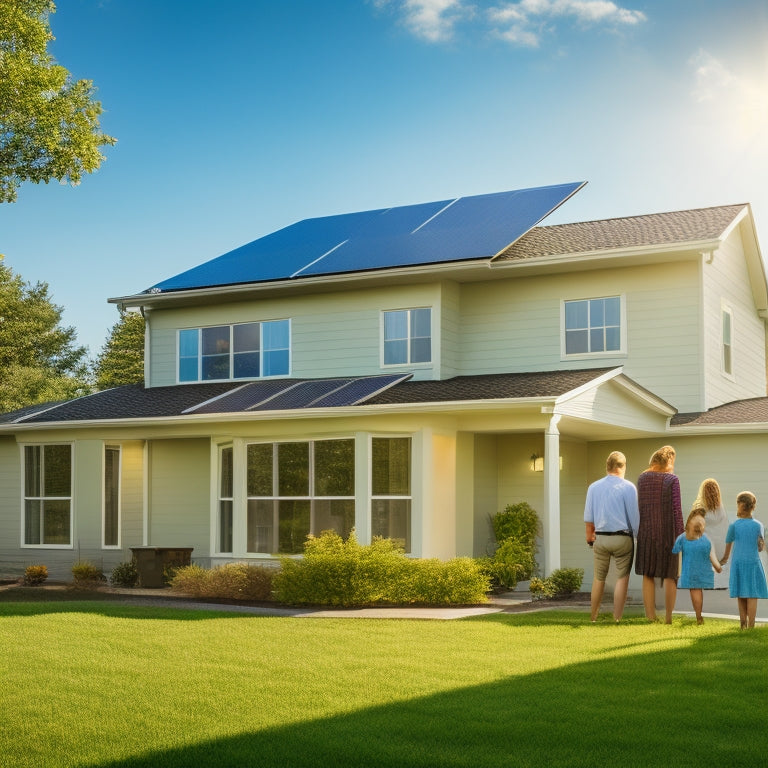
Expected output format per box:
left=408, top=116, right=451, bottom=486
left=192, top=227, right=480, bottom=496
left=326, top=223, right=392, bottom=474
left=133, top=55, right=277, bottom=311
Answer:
left=23, top=444, right=72, bottom=547
left=563, top=296, right=623, bottom=356
left=178, top=319, right=290, bottom=382
left=383, top=308, right=431, bottom=366
left=722, top=305, right=733, bottom=376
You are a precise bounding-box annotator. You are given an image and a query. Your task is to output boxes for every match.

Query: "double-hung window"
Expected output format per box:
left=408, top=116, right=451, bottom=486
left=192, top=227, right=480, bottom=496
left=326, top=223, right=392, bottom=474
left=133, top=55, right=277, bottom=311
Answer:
left=383, top=308, right=431, bottom=365
left=722, top=305, right=733, bottom=376
left=103, top=446, right=121, bottom=548
left=23, top=444, right=72, bottom=547
left=371, top=437, right=411, bottom=552
left=563, top=296, right=623, bottom=356
left=179, top=319, right=290, bottom=382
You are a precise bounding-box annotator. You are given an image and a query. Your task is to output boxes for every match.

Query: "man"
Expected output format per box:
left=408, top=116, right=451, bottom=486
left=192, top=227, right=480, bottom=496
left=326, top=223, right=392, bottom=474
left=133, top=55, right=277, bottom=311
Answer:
left=584, top=451, right=640, bottom=622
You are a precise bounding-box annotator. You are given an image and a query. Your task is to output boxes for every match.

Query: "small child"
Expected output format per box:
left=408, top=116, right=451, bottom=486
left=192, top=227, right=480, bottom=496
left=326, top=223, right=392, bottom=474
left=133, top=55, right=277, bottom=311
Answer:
left=672, top=514, right=722, bottom=624
left=720, top=491, right=768, bottom=629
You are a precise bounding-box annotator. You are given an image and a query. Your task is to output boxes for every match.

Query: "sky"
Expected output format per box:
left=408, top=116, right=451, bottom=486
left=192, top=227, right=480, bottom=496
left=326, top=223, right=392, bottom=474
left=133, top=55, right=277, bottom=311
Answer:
left=1, top=0, right=768, bottom=357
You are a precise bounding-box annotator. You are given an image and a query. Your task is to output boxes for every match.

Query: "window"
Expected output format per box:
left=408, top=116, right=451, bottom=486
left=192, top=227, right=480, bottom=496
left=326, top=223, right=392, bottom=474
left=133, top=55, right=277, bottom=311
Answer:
left=722, top=306, right=733, bottom=375
left=371, top=437, right=411, bottom=552
left=383, top=308, right=431, bottom=365
left=103, top=446, right=121, bottom=548
left=23, top=444, right=72, bottom=547
left=178, top=319, right=290, bottom=382
left=245, top=439, right=355, bottom=554
left=563, top=296, right=622, bottom=355
left=218, top=445, right=234, bottom=554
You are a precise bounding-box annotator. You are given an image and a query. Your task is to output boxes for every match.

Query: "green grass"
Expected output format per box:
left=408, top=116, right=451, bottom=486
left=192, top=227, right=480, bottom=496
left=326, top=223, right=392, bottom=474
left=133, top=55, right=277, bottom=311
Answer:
left=1, top=601, right=767, bottom=768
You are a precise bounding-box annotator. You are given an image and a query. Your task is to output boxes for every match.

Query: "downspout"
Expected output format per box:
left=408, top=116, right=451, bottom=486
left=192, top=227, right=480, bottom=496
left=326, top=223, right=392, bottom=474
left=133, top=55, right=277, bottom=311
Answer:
left=542, top=413, right=562, bottom=575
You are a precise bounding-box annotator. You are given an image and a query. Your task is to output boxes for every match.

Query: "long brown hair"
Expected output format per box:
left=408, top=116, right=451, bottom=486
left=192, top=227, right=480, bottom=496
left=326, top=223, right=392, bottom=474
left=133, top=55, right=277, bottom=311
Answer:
left=695, top=478, right=722, bottom=512
left=649, top=445, right=675, bottom=470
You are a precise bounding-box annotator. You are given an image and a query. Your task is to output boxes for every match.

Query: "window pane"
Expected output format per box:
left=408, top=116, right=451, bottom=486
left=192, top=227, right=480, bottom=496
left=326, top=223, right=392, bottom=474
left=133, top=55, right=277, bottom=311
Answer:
left=42, top=500, right=70, bottom=545
left=202, top=354, right=230, bottom=380
left=590, top=328, right=605, bottom=352
left=263, top=349, right=289, bottom=376
left=220, top=447, right=233, bottom=498
left=104, top=447, right=120, bottom=547
left=372, top=437, right=411, bottom=496
left=233, top=352, right=260, bottom=378
left=605, top=326, right=621, bottom=351
left=314, top=440, right=354, bottom=496
left=219, top=500, right=233, bottom=553
left=247, top=444, right=273, bottom=496
left=278, top=500, right=311, bottom=554
left=384, top=310, right=407, bottom=341
left=565, top=300, right=587, bottom=330
left=233, top=322, right=260, bottom=353
left=179, top=329, right=199, bottom=358
left=604, top=297, right=620, bottom=326
left=247, top=499, right=274, bottom=553
left=179, top=357, right=198, bottom=382
left=314, top=499, right=355, bottom=539
left=410, top=308, right=431, bottom=338
left=277, top=442, right=309, bottom=496
left=43, top=445, right=71, bottom=497
left=201, top=326, right=230, bottom=356
left=384, top=339, right=407, bottom=365
left=371, top=499, right=411, bottom=552
left=565, top=329, right=588, bottom=355
left=24, top=446, right=41, bottom=497
left=263, top=319, right=290, bottom=351
left=24, top=500, right=41, bottom=545
left=410, top=337, right=431, bottom=363
left=589, top=298, right=605, bottom=327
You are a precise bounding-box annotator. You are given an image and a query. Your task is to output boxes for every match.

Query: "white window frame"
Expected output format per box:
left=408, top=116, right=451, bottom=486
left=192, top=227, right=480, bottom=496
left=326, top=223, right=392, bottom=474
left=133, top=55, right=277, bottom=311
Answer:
left=721, top=303, right=734, bottom=378
left=21, top=442, right=74, bottom=549
left=177, top=318, right=291, bottom=383
left=369, top=435, right=412, bottom=554
left=381, top=307, right=432, bottom=367
left=102, top=445, right=121, bottom=549
left=561, top=295, right=627, bottom=359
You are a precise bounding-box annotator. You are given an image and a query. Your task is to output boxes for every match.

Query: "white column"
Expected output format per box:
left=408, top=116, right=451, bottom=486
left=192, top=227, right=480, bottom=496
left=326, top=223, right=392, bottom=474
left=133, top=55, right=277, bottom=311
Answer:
left=542, top=414, right=561, bottom=575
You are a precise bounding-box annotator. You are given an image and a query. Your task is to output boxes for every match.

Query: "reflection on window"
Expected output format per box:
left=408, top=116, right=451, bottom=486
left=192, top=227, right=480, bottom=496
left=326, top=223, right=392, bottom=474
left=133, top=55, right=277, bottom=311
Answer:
left=23, top=444, right=72, bottom=547
left=103, top=446, right=120, bottom=548
left=218, top=445, right=233, bottom=554
left=383, top=308, right=431, bottom=365
left=722, top=307, right=733, bottom=375
left=179, top=320, right=290, bottom=382
left=564, top=297, right=621, bottom=355
left=371, top=437, right=411, bottom=552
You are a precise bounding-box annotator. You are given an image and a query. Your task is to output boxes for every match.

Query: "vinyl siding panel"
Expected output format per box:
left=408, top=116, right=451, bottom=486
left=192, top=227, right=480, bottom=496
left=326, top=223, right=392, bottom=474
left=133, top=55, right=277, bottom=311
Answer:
left=0, top=438, right=22, bottom=577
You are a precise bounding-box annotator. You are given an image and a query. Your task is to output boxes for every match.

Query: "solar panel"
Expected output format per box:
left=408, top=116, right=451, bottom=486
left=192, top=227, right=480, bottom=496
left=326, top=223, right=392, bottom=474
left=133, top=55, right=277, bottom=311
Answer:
left=248, top=378, right=355, bottom=411
left=184, top=379, right=297, bottom=414
left=310, top=374, right=411, bottom=407
left=148, top=183, right=585, bottom=292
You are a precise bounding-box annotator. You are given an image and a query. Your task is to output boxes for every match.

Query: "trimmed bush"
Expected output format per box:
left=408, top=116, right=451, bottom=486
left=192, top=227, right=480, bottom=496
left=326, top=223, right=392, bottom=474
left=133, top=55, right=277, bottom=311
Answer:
left=71, top=561, right=106, bottom=587
left=492, top=502, right=540, bottom=549
left=273, top=530, right=490, bottom=606
left=110, top=560, right=138, bottom=587
left=170, top=563, right=275, bottom=601
left=529, top=567, right=584, bottom=600
left=481, top=502, right=541, bottom=590
left=23, top=564, right=48, bottom=586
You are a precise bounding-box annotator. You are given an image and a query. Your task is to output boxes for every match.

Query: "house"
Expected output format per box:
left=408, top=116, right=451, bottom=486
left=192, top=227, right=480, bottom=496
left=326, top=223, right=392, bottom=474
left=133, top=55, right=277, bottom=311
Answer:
left=2, top=181, right=767, bottom=595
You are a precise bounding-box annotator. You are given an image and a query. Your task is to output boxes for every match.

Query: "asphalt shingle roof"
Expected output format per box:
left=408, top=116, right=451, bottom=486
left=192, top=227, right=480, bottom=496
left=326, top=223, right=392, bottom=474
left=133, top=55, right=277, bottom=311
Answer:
left=671, top=397, right=768, bottom=426
left=496, top=204, right=746, bottom=261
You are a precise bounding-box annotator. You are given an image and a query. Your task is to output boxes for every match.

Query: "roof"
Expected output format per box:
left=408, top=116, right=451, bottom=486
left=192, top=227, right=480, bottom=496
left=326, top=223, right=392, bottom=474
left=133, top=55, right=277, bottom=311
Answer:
left=496, top=204, right=747, bottom=261
left=146, top=182, right=585, bottom=293
left=671, top=397, right=768, bottom=427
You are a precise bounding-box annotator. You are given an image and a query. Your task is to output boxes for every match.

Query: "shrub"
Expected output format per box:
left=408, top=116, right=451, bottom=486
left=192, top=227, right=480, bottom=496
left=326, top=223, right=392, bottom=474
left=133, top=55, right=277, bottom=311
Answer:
left=110, top=560, right=138, bottom=587
left=273, top=530, right=489, bottom=606
left=170, top=563, right=275, bottom=601
left=492, top=502, right=540, bottom=549
left=71, top=561, right=106, bottom=587
left=23, top=564, right=48, bottom=586
left=478, top=536, right=537, bottom=590
left=529, top=568, right=584, bottom=600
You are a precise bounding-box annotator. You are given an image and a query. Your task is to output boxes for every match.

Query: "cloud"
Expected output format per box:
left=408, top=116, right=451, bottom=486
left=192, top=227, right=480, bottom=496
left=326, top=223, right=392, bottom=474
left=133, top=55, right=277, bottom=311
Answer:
left=375, top=0, right=472, bottom=43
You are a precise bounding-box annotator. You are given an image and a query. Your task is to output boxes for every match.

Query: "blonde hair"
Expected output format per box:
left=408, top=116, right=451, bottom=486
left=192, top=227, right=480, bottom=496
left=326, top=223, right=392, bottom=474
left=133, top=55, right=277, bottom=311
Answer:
left=649, top=445, right=675, bottom=470
left=686, top=507, right=706, bottom=531
left=686, top=515, right=705, bottom=540
left=695, top=478, right=722, bottom=512
left=606, top=451, right=626, bottom=473
left=736, top=491, right=757, bottom=517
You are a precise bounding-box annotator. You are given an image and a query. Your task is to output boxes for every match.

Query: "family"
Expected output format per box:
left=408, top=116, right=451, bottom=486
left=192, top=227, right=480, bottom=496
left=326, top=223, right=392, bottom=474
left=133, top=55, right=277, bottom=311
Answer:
left=584, top=446, right=768, bottom=628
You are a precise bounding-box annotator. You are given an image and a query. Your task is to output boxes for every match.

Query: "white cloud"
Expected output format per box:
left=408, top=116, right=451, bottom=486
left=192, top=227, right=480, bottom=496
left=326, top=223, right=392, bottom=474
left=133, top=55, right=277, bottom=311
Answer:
left=375, top=0, right=472, bottom=43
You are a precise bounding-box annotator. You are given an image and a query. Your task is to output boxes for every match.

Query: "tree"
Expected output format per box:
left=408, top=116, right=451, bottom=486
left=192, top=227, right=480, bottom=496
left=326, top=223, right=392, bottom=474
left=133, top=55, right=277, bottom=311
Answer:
left=0, top=0, right=116, bottom=203
left=93, top=309, right=144, bottom=390
left=0, top=262, right=90, bottom=412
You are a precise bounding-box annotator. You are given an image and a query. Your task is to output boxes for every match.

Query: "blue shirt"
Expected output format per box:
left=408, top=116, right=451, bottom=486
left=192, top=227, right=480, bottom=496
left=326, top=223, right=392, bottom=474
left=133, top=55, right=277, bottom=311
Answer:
left=584, top=474, right=640, bottom=536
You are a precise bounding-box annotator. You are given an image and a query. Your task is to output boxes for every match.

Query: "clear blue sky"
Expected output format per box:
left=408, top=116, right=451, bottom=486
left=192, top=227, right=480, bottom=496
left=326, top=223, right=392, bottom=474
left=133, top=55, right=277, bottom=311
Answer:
left=2, top=0, right=767, bottom=356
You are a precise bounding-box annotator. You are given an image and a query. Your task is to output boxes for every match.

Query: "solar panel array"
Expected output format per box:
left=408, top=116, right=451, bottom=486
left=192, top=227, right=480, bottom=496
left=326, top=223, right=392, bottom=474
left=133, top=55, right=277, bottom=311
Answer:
left=150, top=182, right=585, bottom=292
left=184, top=374, right=411, bottom=414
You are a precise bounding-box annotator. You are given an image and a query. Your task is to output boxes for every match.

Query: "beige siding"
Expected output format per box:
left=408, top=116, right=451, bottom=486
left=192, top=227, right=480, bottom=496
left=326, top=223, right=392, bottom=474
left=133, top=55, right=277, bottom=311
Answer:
left=439, top=280, right=461, bottom=378
left=702, top=228, right=767, bottom=408
left=0, top=438, right=22, bottom=577
left=119, top=441, right=145, bottom=549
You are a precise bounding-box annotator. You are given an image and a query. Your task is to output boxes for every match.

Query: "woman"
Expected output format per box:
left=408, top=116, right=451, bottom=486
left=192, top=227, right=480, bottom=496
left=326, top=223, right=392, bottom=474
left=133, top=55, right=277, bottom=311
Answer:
left=693, top=478, right=730, bottom=589
left=635, top=445, right=684, bottom=622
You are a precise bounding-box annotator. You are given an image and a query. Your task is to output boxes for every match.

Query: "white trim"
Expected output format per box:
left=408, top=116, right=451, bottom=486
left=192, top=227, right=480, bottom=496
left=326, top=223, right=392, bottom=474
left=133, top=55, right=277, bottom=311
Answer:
left=721, top=302, right=735, bottom=380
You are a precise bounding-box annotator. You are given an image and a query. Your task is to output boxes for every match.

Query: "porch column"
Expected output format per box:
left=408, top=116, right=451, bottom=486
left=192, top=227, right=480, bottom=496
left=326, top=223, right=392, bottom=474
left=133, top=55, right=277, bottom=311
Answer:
left=542, top=414, right=561, bottom=575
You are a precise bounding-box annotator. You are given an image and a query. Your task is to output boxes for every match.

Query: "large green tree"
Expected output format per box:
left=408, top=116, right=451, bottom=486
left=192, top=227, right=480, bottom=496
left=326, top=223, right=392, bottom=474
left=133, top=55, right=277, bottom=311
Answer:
left=0, top=262, right=90, bottom=412
left=0, top=0, right=116, bottom=202
left=93, top=309, right=144, bottom=390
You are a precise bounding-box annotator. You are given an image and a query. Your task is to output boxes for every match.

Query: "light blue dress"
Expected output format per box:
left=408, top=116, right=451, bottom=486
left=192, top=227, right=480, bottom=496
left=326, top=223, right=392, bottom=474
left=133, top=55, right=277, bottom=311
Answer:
left=671, top=533, right=715, bottom=589
left=726, top=518, right=768, bottom=599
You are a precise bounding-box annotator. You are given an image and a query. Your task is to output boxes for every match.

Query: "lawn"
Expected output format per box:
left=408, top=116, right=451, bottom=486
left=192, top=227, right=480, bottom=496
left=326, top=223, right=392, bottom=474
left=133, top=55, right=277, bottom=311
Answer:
left=1, top=600, right=767, bottom=768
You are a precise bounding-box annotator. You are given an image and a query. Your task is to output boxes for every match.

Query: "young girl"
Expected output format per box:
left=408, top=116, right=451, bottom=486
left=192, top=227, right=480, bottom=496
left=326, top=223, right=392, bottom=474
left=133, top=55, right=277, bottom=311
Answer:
left=721, top=491, right=768, bottom=629
left=672, top=514, right=722, bottom=624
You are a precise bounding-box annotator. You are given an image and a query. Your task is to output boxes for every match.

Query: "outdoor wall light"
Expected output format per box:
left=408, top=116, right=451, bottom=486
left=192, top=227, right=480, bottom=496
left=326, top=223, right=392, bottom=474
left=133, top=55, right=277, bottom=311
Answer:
left=530, top=453, right=562, bottom=471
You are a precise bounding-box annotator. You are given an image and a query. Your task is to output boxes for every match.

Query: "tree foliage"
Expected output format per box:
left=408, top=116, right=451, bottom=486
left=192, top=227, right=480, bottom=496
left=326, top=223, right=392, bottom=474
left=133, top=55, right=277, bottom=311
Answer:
left=0, top=0, right=116, bottom=202
left=0, top=262, right=90, bottom=412
left=93, top=309, right=144, bottom=390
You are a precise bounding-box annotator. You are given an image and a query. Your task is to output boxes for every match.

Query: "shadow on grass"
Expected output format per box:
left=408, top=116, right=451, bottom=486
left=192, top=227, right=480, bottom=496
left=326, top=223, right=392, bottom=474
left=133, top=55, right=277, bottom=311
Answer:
left=85, top=619, right=765, bottom=768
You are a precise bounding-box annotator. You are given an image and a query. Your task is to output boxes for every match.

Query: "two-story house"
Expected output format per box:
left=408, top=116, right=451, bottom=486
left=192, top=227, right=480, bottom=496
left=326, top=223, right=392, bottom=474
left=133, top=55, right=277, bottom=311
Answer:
left=1, top=181, right=767, bottom=592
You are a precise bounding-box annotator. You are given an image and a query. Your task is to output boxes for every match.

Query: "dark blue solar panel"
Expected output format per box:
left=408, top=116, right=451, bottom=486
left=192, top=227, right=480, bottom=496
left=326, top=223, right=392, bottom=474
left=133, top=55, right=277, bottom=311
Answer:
left=185, top=379, right=298, bottom=414
left=310, top=374, right=411, bottom=407
left=248, top=378, right=355, bottom=411
left=149, top=183, right=584, bottom=292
